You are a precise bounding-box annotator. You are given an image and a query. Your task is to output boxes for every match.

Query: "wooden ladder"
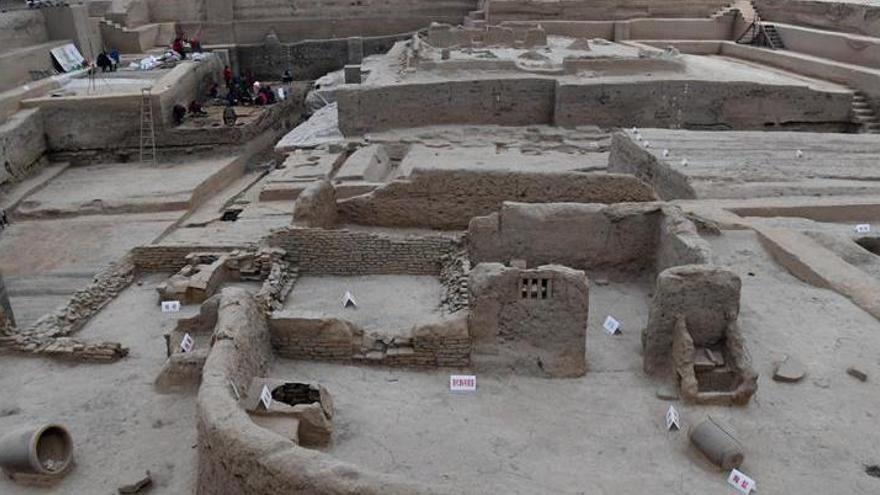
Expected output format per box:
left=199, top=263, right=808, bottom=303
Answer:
left=139, top=87, right=157, bottom=164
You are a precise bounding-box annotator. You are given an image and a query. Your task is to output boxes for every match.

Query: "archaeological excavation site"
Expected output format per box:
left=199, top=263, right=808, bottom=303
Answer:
left=1, top=0, right=880, bottom=492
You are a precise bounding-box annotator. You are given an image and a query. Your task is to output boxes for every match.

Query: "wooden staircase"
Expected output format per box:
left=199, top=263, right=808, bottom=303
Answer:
left=735, top=1, right=785, bottom=49
left=852, top=91, right=880, bottom=134
left=763, top=23, right=784, bottom=49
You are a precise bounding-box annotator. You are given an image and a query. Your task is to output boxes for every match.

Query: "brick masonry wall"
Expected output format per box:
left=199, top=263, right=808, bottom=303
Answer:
left=263, top=227, right=462, bottom=275
left=0, top=256, right=134, bottom=362
left=270, top=315, right=470, bottom=368
left=131, top=245, right=251, bottom=273
left=235, top=33, right=410, bottom=80
left=337, top=78, right=556, bottom=135
left=338, top=168, right=658, bottom=230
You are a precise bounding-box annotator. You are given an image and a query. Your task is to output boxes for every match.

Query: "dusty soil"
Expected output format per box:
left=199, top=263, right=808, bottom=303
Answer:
left=269, top=231, right=880, bottom=494
left=0, top=274, right=198, bottom=494
left=283, top=275, right=446, bottom=335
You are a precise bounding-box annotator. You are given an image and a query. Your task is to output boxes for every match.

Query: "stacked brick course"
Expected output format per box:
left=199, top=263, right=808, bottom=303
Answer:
left=0, top=256, right=134, bottom=362
left=265, top=227, right=461, bottom=275
left=131, top=245, right=251, bottom=273
left=270, top=316, right=470, bottom=368
left=439, top=250, right=470, bottom=313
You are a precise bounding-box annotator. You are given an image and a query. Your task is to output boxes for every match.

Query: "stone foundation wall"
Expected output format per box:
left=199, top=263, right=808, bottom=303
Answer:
left=131, top=245, right=250, bottom=272
left=439, top=251, right=470, bottom=313
left=269, top=315, right=470, bottom=368
left=233, top=33, right=410, bottom=81
left=554, top=80, right=852, bottom=130
left=337, top=168, right=657, bottom=230
left=338, top=77, right=851, bottom=134
left=468, top=201, right=711, bottom=273
left=0, top=256, right=133, bottom=362
left=264, top=227, right=461, bottom=275
left=336, top=78, right=557, bottom=135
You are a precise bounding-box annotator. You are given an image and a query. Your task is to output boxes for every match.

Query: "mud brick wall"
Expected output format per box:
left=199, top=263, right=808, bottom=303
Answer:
left=235, top=33, right=409, bottom=80
left=337, top=168, right=657, bottom=230
left=269, top=315, right=470, bottom=368
left=270, top=317, right=357, bottom=361
left=0, top=256, right=132, bottom=362
left=131, top=245, right=250, bottom=273
left=375, top=335, right=470, bottom=368
left=264, top=227, right=461, bottom=275
left=336, top=78, right=556, bottom=135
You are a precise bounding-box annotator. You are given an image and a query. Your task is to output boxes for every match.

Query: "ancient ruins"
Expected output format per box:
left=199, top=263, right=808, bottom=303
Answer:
left=0, top=0, right=879, bottom=492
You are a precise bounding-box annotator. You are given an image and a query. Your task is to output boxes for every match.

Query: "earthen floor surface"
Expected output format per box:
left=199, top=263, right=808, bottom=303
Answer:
left=270, top=231, right=880, bottom=494
left=17, top=156, right=237, bottom=216
left=0, top=274, right=198, bottom=494
left=0, top=212, right=179, bottom=326
left=281, top=275, right=446, bottom=336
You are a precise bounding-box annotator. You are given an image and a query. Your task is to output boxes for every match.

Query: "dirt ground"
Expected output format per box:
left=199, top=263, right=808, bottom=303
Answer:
left=0, top=213, right=179, bottom=326
left=283, top=275, right=446, bottom=335
left=0, top=274, right=198, bottom=495
left=270, top=231, right=880, bottom=494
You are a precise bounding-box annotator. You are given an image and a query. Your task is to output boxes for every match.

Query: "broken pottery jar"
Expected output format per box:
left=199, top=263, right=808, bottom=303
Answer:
left=0, top=424, right=74, bottom=481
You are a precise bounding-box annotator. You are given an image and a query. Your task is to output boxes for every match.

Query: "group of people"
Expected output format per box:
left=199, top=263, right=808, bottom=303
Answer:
left=95, top=48, right=120, bottom=72
left=170, top=32, right=202, bottom=60
left=170, top=64, right=294, bottom=127
left=171, top=100, right=208, bottom=125
left=221, top=66, right=288, bottom=107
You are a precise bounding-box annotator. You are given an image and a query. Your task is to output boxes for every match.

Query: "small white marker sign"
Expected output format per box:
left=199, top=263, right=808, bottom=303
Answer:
left=603, top=315, right=621, bottom=335
left=342, top=290, right=358, bottom=308
left=665, top=405, right=680, bottom=430
left=449, top=375, right=477, bottom=392
left=161, top=300, right=181, bottom=313
left=179, top=333, right=194, bottom=353
left=727, top=468, right=756, bottom=494
left=259, top=384, right=273, bottom=410
left=856, top=224, right=871, bottom=234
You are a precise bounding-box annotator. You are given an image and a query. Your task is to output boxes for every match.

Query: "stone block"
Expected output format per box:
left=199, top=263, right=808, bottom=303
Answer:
left=469, top=262, right=588, bottom=377
left=347, top=37, right=364, bottom=64
left=344, top=65, right=361, bottom=84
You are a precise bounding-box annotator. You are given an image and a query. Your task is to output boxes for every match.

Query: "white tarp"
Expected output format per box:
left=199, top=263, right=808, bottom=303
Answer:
left=275, top=102, right=344, bottom=151
left=50, top=43, right=86, bottom=73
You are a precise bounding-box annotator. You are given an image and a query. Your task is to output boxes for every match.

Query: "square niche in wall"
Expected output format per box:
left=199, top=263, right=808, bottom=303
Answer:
left=520, top=277, right=551, bottom=299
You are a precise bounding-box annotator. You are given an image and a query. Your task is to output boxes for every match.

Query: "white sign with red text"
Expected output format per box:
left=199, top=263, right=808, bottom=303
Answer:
left=449, top=375, right=477, bottom=392
left=727, top=469, right=755, bottom=494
